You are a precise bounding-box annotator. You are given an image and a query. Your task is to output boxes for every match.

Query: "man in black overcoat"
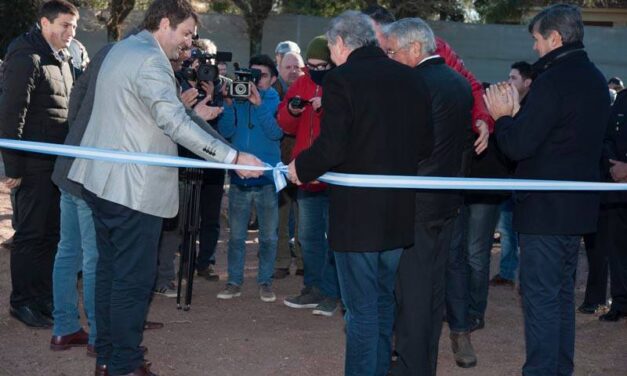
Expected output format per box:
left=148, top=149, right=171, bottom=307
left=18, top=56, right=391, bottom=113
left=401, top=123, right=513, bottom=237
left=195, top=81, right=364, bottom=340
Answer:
left=484, top=4, right=611, bottom=375
left=287, top=10, right=433, bottom=376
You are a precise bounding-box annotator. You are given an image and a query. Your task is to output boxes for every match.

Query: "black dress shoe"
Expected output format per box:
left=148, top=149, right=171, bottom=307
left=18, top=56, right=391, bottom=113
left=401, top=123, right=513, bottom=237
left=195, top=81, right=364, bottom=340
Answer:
left=577, top=302, right=605, bottom=314
left=10, top=305, right=53, bottom=328
left=34, top=300, right=54, bottom=320
left=599, top=309, right=627, bottom=322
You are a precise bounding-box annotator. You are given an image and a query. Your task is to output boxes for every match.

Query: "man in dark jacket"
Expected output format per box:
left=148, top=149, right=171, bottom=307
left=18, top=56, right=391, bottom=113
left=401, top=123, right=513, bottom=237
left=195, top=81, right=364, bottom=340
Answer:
left=597, top=89, right=627, bottom=323
left=287, top=11, right=433, bottom=376
left=0, top=0, right=78, bottom=328
left=485, top=4, right=611, bottom=375
left=384, top=18, right=473, bottom=376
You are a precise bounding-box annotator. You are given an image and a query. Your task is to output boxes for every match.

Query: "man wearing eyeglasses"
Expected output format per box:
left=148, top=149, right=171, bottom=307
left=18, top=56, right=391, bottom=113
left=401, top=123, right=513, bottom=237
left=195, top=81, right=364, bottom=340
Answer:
left=278, top=35, right=342, bottom=317
left=384, top=18, right=474, bottom=376
left=216, top=54, right=283, bottom=303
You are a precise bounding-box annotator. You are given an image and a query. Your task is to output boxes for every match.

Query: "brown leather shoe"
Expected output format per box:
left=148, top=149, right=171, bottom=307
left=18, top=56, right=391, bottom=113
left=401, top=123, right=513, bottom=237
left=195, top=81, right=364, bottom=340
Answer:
left=143, top=321, right=163, bottom=330
left=87, top=345, right=148, bottom=358
left=489, top=274, right=515, bottom=287
left=94, top=364, right=108, bottom=376
left=50, top=328, right=89, bottom=350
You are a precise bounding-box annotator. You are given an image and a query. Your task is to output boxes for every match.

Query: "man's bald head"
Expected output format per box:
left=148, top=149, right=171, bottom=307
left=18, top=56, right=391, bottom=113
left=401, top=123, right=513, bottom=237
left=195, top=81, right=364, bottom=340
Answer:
left=279, top=51, right=305, bottom=86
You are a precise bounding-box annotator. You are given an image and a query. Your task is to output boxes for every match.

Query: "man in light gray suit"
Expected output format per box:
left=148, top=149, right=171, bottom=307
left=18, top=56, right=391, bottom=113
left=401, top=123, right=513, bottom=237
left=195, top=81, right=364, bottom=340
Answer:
left=68, top=0, right=263, bottom=375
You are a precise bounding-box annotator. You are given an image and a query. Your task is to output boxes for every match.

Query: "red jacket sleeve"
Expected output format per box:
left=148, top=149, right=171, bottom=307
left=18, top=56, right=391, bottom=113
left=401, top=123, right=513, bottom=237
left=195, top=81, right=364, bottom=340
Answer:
left=436, top=37, right=494, bottom=133
left=277, top=79, right=303, bottom=135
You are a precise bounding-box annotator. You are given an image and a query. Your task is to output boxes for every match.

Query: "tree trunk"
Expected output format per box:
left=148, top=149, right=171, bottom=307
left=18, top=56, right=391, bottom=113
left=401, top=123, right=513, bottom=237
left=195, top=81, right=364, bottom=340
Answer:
left=246, top=17, right=265, bottom=56
left=106, top=0, right=136, bottom=42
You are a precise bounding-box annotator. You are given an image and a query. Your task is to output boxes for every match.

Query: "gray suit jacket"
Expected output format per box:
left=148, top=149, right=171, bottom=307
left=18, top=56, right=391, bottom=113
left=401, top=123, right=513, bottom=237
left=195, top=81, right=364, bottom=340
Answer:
left=68, top=30, right=235, bottom=217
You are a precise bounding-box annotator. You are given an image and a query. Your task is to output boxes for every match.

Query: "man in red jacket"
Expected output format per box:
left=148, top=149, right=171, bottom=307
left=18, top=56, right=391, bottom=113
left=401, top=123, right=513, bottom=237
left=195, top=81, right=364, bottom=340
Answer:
left=277, top=35, right=341, bottom=317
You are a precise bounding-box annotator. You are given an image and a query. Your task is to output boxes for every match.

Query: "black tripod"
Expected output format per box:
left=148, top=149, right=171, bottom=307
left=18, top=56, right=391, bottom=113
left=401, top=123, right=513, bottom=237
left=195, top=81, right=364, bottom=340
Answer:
left=176, top=168, right=203, bottom=311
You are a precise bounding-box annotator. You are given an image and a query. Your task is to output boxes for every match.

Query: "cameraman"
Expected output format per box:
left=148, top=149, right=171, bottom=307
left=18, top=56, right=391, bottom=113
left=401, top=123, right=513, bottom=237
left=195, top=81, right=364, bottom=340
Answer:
left=170, top=40, right=228, bottom=283
left=217, top=54, right=283, bottom=302
left=177, top=38, right=224, bottom=121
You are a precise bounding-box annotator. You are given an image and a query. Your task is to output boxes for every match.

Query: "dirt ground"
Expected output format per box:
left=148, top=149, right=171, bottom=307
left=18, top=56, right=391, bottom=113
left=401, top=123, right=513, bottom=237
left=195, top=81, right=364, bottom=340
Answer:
left=0, top=167, right=626, bottom=375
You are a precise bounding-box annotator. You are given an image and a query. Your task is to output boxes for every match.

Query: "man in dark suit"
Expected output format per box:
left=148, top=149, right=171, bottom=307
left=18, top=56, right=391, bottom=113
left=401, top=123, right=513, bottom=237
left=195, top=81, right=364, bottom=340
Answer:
left=597, top=89, right=627, bottom=323
left=484, top=4, right=611, bottom=375
left=383, top=18, right=473, bottom=376
left=287, top=11, right=433, bottom=376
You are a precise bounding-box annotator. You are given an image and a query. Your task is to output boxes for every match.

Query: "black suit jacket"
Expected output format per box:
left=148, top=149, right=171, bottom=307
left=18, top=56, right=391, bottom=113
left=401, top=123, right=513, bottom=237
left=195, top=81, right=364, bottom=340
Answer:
left=495, top=44, right=611, bottom=234
left=295, top=45, right=433, bottom=252
left=413, top=56, right=473, bottom=222
left=602, top=90, right=627, bottom=204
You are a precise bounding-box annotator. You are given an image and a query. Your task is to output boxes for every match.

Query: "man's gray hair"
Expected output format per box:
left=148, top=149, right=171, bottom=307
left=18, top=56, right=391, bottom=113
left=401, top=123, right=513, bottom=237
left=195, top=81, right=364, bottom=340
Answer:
left=326, top=11, right=378, bottom=50
left=528, top=4, right=584, bottom=44
left=384, top=18, right=436, bottom=56
left=194, top=38, right=217, bottom=54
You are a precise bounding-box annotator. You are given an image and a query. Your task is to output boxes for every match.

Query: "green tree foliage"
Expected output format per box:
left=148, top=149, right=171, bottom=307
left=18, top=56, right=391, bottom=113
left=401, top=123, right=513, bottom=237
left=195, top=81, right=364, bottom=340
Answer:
left=388, top=0, right=465, bottom=21
left=474, top=0, right=531, bottom=23
left=0, top=0, right=43, bottom=57
left=282, top=0, right=369, bottom=17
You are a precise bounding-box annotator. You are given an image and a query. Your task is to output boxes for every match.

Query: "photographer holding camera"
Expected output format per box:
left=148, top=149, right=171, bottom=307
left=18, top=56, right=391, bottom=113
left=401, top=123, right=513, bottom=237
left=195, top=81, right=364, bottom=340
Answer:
left=217, top=54, right=283, bottom=302
left=170, top=39, right=232, bottom=283
left=277, top=36, right=341, bottom=317
left=176, top=38, right=228, bottom=121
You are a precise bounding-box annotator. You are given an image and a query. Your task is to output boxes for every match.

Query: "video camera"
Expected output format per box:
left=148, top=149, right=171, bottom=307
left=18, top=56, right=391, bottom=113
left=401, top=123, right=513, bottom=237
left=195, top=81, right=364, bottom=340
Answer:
left=229, top=62, right=261, bottom=100
left=181, top=49, right=233, bottom=106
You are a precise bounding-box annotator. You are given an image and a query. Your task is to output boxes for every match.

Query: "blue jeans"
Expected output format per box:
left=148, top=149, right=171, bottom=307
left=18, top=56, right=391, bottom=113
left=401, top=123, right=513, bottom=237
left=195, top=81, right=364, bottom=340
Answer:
left=298, top=190, right=339, bottom=298
left=335, top=248, right=402, bottom=376
left=519, top=234, right=579, bottom=376
left=227, top=184, right=278, bottom=286
left=53, top=190, right=98, bottom=345
left=446, top=202, right=501, bottom=331
left=496, top=198, right=519, bottom=281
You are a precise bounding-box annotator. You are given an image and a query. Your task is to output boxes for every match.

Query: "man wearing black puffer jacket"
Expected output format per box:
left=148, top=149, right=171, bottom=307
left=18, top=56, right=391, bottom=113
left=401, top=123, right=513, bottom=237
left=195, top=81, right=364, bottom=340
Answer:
left=0, top=0, right=78, bottom=328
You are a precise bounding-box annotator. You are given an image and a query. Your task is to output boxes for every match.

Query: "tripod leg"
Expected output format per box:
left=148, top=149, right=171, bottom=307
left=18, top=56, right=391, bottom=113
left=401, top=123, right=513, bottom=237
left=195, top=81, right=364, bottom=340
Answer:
left=177, top=178, right=193, bottom=308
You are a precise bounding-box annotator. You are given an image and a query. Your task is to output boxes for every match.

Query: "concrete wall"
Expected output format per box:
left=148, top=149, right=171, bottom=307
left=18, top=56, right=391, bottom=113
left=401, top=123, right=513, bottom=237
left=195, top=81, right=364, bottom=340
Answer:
left=76, top=10, right=627, bottom=84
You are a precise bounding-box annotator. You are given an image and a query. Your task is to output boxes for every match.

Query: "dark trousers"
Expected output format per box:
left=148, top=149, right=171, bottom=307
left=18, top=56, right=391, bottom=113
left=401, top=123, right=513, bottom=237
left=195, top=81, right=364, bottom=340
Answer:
left=83, top=190, right=162, bottom=376
left=581, top=233, right=608, bottom=306
left=10, top=172, right=60, bottom=307
left=196, top=170, right=225, bottom=271
left=597, top=204, right=627, bottom=312
left=393, top=215, right=455, bottom=376
left=519, top=234, right=580, bottom=376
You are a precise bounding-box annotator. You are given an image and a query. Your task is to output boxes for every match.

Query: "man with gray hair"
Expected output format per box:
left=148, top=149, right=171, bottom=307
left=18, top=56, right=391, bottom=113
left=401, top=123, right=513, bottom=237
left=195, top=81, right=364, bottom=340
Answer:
left=485, top=4, right=610, bottom=375
left=287, top=10, right=433, bottom=376
left=384, top=18, right=474, bottom=376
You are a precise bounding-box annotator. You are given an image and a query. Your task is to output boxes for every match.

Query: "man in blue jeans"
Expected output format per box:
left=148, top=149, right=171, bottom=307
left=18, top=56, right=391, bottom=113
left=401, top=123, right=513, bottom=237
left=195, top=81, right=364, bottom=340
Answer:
left=485, top=4, right=611, bottom=374
left=287, top=11, right=433, bottom=376
left=217, top=54, right=283, bottom=303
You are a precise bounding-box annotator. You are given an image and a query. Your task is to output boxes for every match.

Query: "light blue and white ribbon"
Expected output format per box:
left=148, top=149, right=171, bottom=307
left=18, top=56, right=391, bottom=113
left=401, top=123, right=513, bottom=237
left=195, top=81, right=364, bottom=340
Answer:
left=2, top=139, right=627, bottom=192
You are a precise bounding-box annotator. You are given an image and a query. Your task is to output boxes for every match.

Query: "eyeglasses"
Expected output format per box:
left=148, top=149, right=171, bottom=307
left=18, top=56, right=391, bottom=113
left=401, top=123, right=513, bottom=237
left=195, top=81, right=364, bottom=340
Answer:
left=306, top=62, right=331, bottom=71
left=386, top=45, right=409, bottom=57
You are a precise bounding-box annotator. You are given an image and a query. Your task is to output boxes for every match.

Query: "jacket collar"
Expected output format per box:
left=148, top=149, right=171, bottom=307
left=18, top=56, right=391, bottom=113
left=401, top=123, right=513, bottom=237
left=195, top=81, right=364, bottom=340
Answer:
left=26, top=24, right=69, bottom=64
left=416, top=55, right=444, bottom=68
left=532, top=41, right=586, bottom=76
left=346, top=44, right=386, bottom=63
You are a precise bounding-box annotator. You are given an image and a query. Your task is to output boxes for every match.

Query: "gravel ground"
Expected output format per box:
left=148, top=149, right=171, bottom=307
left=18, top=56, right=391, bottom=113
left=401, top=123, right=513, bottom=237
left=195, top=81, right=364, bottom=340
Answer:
left=0, top=167, right=626, bottom=376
